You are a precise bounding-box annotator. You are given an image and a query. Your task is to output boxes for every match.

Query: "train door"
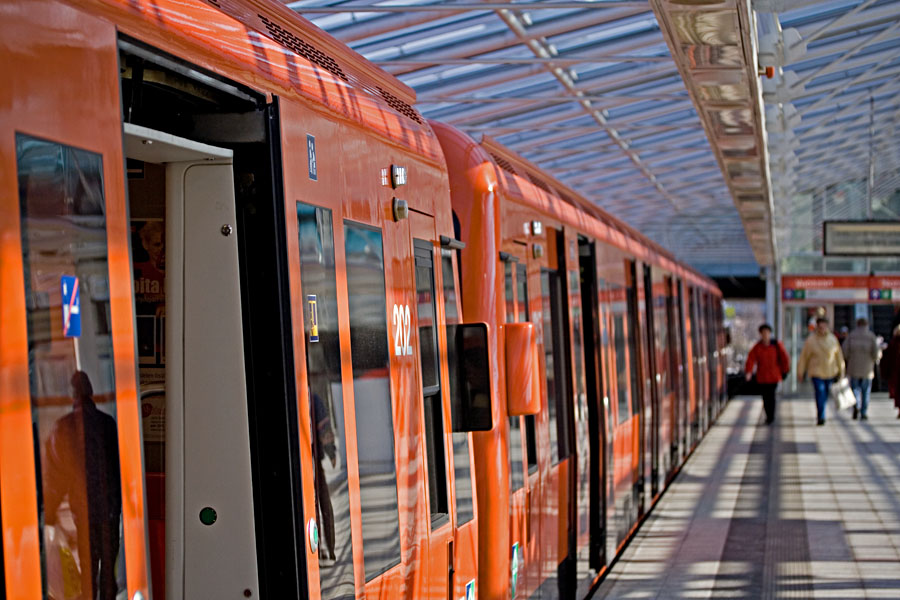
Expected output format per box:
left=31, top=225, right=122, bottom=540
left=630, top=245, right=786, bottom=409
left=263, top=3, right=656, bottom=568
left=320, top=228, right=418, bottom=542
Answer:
left=343, top=217, right=409, bottom=599
left=439, top=245, right=479, bottom=600
left=641, top=265, right=660, bottom=499
left=606, top=264, right=639, bottom=557
left=501, top=247, right=533, bottom=597
left=501, top=244, right=538, bottom=599
left=410, top=213, right=455, bottom=599
left=537, top=228, right=575, bottom=597
left=689, top=287, right=706, bottom=435
left=594, top=275, right=618, bottom=567
left=675, top=280, right=690, bottom=457
left=577, top=237, right=607, bottom=594
left=118, top=37, right=309, bottom=598
left=625, top=261, right=646, bottom=516
left=655, top=275, right=674, bottom=484
left=703, top=294, right=715, bottom=424
left=561, top=234, right=589, bottom=599
left=123, top=125, right=260, bottom=599
left=1, top=6, right=150, bottom=598
left=666, top=277, right=685, bottom=469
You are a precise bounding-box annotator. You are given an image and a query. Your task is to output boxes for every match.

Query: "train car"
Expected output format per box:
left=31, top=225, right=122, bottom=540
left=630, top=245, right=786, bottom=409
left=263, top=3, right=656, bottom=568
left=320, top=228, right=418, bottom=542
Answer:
left=1, top=1, right=488, bottom=599
left=433, top=123, right=725, bottom=600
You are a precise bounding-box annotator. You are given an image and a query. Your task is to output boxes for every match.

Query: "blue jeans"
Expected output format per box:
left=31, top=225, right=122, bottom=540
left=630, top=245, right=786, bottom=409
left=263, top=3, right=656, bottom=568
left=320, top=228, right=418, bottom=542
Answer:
left=811, top=377, right=834, bottom=421
left=850, top=377, right=872, bottom=416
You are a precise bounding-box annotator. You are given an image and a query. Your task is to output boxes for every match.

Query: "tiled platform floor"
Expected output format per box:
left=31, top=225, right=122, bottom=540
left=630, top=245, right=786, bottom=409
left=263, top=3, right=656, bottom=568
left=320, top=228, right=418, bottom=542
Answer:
left=593, top=392, right=900, bottom=599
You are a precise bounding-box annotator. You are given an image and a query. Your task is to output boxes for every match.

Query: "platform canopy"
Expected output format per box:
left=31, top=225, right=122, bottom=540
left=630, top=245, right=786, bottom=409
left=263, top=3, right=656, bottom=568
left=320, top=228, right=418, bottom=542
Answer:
left=290, top=0, right=762, bottom=276
left=756, top=0, right=900, bottom=276
left=290, top=0, right=900, bottom=278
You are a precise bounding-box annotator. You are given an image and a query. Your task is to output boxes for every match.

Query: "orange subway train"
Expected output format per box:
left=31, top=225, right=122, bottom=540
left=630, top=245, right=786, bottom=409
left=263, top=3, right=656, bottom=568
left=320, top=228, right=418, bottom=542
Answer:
left=0, top=0, right=726, bottom=599
left=434, top=127, right=726, bottom=599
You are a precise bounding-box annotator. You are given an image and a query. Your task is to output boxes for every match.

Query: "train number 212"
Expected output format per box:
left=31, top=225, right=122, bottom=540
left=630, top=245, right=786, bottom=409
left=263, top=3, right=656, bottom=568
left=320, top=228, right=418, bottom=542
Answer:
left=392, top=303, right=413, bottom=356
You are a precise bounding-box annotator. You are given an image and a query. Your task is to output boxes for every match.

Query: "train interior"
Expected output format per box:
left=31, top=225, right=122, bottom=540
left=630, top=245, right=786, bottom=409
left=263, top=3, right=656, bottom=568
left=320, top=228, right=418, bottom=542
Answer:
left=119, top=38, right=304, bottom=599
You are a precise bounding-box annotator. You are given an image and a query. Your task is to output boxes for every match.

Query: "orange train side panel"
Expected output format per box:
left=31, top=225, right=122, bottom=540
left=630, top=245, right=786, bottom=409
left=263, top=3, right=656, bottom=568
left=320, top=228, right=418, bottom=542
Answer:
left=0, top=1, right=149, bottom=598
left=279, top=97, right=344, bottom=598
left=556, top=460, right=570, bottom=562
left=283, top=95, right=457, bottom=599
left=0, top=1, right=43, bottom=589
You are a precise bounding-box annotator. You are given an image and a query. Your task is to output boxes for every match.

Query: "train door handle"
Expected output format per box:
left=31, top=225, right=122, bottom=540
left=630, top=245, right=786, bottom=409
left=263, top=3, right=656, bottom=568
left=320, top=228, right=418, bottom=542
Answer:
left=447, top=538, right=455, bottom=600
left=525, top=488, right=532, bottom=538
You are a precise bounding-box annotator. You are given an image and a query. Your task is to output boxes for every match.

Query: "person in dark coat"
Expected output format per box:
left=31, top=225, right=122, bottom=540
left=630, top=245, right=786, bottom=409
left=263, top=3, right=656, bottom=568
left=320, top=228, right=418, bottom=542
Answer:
left=881, top=325, right=900, bottom=419
left=745, top=323, right=790, bottom=424
left=44, top=371, right=121, bottom=599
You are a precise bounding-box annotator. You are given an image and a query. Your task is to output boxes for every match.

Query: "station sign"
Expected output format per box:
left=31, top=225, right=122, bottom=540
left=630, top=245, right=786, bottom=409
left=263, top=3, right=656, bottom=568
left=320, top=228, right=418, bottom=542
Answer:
left=782, top=275, right=900, bottom=303
left=823, top=221, right=900, bottom=256
left=61, top=275, right=81, bottom=337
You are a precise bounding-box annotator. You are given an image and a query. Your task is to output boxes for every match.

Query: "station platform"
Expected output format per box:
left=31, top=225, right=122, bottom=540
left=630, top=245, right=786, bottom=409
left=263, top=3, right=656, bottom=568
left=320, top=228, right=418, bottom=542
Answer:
left=594, top=392, right=900, bottom=599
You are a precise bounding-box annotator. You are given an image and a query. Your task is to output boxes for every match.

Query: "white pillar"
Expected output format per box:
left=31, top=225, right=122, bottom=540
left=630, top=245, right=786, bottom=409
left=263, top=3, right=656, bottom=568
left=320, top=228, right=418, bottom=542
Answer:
left=765, top=265, right=777, bottom=330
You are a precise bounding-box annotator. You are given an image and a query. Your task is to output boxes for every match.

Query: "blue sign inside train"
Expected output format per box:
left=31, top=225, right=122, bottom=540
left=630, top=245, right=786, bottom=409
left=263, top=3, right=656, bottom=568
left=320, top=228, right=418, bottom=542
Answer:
left=61, top=275, right=81, bottom=338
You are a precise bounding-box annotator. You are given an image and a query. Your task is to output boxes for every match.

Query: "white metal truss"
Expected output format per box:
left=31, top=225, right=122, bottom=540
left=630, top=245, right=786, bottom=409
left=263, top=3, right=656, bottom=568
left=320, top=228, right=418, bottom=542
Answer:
left=289, top=0, right=758, bottom=272
left=758, top=0, right=900, bottom=269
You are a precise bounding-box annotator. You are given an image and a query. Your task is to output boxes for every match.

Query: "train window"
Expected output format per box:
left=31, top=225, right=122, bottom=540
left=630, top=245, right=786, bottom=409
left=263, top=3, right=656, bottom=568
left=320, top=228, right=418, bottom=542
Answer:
left=626, top=262, right=642, bottom=417
left=613, top=313, right=629, bottom=424
left=542, top=269, right=572, bottom=464
left=508, top=416, right=525, bottom=492
left=517, top=264, right=538, bottom=474
left=16, top=134, right=127, bottom=599
left=448, top=324, right=493, bottom=432
left=442, top=252, right=459, bottom=324
left=516, top=264, right=529, bottom=323
left=542, top=270, right=558, bottom=464
left=598, top=279, right=616, bottom=427
left=442, top=252, right=474, bottom=525
left=415, top=240, right=449, bottom=527
left=415, top=242, right=440, bottom=391
left=570, top=270, right=586, bottom=410
left=507, top=262, right=525, bottom=492
left=676, top=281, right=689, bottom=403
left=344, top=223, right=402, bottom=580
left=298, top=203, right=355, bottom=599
left=656, top=291, right=670, bottom=395
left=505, top=262, right=515, bottom=323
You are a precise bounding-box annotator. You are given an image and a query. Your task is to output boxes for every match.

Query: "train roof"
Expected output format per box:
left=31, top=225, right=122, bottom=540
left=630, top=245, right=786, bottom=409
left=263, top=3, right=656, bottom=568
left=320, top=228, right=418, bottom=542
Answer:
left=94, top=0, right=442, bottom=161
left=480, top=136, right=719, bottom=293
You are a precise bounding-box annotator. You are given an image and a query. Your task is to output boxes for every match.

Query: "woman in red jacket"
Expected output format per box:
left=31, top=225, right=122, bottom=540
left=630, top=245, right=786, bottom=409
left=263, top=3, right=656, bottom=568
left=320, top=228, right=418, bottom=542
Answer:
left=745, top=323, right=791, bottom=424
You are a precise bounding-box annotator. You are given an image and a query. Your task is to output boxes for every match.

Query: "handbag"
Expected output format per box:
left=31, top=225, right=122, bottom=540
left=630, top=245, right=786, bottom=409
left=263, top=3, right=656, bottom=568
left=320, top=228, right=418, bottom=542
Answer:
left=830, top=377, right=856, bottom=412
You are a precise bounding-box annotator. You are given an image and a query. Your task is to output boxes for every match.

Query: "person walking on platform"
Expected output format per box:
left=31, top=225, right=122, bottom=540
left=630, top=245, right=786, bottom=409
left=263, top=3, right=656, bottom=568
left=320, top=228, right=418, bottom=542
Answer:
left=798, top=317, right=845, bottom=426
left=842, top=318, right=881, bottom=420
left=881, top=325, right=900, bottom=419
left=744, top=323, right=790, bottom=424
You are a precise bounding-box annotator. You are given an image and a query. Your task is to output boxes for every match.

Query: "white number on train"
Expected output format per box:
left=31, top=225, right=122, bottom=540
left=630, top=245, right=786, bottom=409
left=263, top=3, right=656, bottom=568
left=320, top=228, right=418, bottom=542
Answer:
left=392, top=303, right=413, bottom=356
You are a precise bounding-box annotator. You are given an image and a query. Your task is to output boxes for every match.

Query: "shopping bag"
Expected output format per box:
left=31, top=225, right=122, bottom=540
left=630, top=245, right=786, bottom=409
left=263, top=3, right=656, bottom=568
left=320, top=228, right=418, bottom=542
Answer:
left=45, top=524, right=82, bottom=600
left=830, top=377, right=856, bottom=412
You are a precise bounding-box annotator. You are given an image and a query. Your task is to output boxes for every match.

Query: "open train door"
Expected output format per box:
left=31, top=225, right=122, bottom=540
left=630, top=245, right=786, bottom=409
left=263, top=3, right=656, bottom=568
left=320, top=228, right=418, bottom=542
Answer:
left=0, top=3, right=150, bottom=598
left=122, top=124, right=261, bottom=600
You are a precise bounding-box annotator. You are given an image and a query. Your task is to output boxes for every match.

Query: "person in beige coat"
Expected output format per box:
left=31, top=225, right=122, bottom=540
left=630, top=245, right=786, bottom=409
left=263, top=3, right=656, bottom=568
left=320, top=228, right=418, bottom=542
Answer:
left=842, top=318, right=881, bottom=420
left=798, top=317, right=845, bottom=425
